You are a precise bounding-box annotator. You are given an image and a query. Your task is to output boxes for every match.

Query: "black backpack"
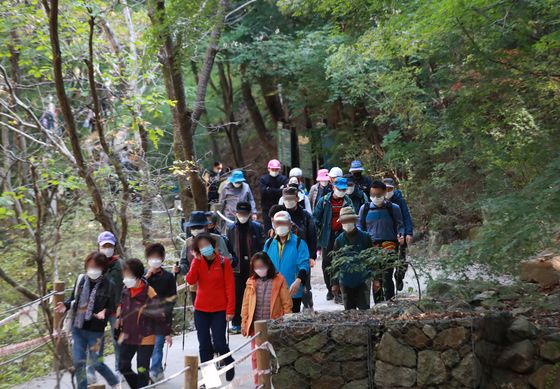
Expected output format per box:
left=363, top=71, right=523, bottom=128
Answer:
left=360, top=201, right=397, bottom=234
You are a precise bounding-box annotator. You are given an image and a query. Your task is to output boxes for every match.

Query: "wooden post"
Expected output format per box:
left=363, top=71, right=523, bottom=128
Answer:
left=53, top=281, right=65, bottom=333
left=255, top=320, right=271, bottom=389
left=185, top=355, right=198, bottom=389
left=87, top=385, right=105, bottom=389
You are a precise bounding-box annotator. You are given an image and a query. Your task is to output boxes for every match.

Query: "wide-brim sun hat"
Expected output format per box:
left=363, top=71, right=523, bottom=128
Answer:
left=229, top=170, right=246, bottom=183
left=337, top=206, right=359, bottom=223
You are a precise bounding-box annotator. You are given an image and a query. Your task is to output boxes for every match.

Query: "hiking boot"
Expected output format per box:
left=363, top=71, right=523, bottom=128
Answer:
left=229, top=325, right=241, bottom=334
left=396, top=279, right=404, bottom=291
left=326, top=291, right=334, bottom=301
left=334, top=293, right=343, bottom=305
left=226, top=366, right=235, bottom=382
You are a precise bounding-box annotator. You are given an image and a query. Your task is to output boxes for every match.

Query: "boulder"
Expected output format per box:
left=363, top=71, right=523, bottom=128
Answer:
left=403, top=327, right=430, bottom=349
left=328, top=345, right=367, bottom=362
left=311, top=375, right=345, bottom=389
left=539, top=341, right=560, bottom=362
left=374, top=360, right=416, bottom=387
left=377, top=333, right=416, bottom=367
left=497, top=340, right=536, bottom=374
left=422, top=324, right=437, bottom=339
left=520, top=253, right=560, bottom=288
left=507, top=317, right=538, bottom=342
left=330, top=326, right=368, bottom=346
left=341, top=379, right=369, bottom=389
left=528, top=364, right=554, bottom=389
left=341, top=360, right=368, bottom=381
left=294, top=332, right=329, bottom=354
left=417, top=350, right=447, bottom=385
left=272, top=366, right=309, bottom=389
left=471, top=290, right=497, bottom=305
left=433, top=326, right=469, bottom=350
left=451, top=353, right=482, bottom=387
left=277, top=347, right=299, bottom=365
left=294, top=355, right=322, bottom=379
left=442, top=349, right=461, bottom=368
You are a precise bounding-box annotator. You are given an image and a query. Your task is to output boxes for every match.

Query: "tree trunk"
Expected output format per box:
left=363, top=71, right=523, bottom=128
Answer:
left=240, top=63, right=275, bottom=153
left=258, top=77, right=284, bottom=124
left=217, top=61, right=244, bottom=166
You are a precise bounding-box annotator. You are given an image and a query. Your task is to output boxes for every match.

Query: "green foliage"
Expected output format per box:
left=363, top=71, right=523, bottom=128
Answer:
left=327, top=245, right=403, bottom=281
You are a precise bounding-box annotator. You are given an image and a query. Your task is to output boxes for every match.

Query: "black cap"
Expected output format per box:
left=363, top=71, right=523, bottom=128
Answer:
left=236, top=201, right=252, bottom=213
left=382, top=178, right=396, bottom=187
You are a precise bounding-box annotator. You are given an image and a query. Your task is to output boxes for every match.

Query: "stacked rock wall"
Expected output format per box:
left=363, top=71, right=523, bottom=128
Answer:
left=268, top=312, right=560, bottom=388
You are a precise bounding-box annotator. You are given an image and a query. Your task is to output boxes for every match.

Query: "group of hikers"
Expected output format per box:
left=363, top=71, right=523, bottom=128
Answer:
left=59, top=159, right=413, bottom=389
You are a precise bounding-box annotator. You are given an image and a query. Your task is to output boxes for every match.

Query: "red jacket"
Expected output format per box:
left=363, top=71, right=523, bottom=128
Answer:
left=186, top=253, right=235, bottom=315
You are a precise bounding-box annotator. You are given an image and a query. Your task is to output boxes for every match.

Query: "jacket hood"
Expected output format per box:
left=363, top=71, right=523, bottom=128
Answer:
left=391, top=189, right=404, bottom=200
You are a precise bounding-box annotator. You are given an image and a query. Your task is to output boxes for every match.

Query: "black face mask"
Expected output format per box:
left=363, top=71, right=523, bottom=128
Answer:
left=353, top=172, right=362, bottom=178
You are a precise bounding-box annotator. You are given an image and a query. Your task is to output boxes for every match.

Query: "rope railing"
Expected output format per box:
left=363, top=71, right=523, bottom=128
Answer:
left=0, top=291, right=57, bottom=319
left=198, top=331, right=261, bottom=368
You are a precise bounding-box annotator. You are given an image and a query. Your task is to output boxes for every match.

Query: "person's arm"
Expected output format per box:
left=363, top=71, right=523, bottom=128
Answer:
left=185, top=256, right=201, bottom=285
left=304, top=195, right=312, bottom=214
left=219, top=236, right=237, bottom=268
left=305, top=214, right=318, bottom=260
left=331, top=238, right=341, bottom=287
left=63, top=276, right=80, bottom=310
left=247, top=186, right=257, bottom=215
left=393, top=204, right=405, bottom=237
left=358, top=204, right=366, bottom=231
left=179, top=246, right=191, bottom=275
left=104, top=280, right=117, bottom=316
left=312, top=197, right=324, bottom=230
left=224, top=258, right=236, bottom=317
left=296, top=240, right=310, bottom=285
left=399, top=197, right=414, bottom=237
left=279, top=277, right=293, bottom=314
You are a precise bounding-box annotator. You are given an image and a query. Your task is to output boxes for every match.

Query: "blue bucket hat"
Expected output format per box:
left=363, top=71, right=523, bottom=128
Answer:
left=349, top=160, right=365, bottom=172
left=334, top=177, right=348, bottom=190
left=229, top=170, right=246, bottom=183
left=97, top=231, right=116, bottom=246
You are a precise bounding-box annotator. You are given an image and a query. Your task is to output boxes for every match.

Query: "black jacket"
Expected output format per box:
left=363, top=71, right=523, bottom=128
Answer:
left=259, top=173, right=288, bottom=211
left=64, top=276, right=116, bottom=333
left=146, top=269, right=177, bottom=331
left=226, top=220, right=265, bottom=273
left=287, top=206, right=318, bottom=259
left=105, top=257, right=123, bottom=305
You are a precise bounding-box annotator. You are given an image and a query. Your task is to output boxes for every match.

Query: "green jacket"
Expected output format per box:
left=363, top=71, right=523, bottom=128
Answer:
left=313, top=192, right=353, bottom=248
left=105, top=257, right=123, bottom=305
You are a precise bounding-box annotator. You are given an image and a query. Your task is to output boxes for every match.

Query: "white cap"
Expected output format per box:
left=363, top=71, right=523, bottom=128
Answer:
left=273, top=211, right=291, bottom=223
left=289, top=167, right=303, bottom=178
left=328, top=167, right=343, bottom=178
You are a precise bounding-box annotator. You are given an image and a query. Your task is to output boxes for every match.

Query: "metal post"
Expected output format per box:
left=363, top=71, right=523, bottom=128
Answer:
left=254, top=320, right=271, bottom=389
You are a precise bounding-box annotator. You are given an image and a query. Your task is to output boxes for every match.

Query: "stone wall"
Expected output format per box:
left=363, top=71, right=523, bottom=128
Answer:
left=268, top=311, right=560, bottom=388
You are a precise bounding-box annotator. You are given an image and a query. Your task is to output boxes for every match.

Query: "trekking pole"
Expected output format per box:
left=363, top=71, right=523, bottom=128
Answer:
left=182, top=289, right=188, bottom=351
left=163, top=342, right=170, bottom=371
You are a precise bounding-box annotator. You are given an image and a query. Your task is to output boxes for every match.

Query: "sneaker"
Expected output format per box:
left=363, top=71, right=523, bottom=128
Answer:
left=226, top=366, right=235, bottom=382
left=326, top=292, right=334, bottom=301
left=116, top=372, right=125, bottom=383
left=334, top=294, right=343, bottom=305
left=87, top=373, right=98, bottom=384
left=150, top=372, right=164, bottom=383
left=229, top=325, right=241, bottom=334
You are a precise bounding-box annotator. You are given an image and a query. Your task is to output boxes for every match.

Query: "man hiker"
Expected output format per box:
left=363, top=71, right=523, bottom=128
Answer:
left=313, top=176, right=352, bottom=304
left=383, top=177, right=414, bottom=291
left=259, top=159, right=288, bottom=231
left=282, top=186, right=317, bottom=310
left=344, top=174, right=369, bottom=215
left=331, top=207, right=373, bottom=310
left=225, top=202, right=265, bottom=333
left=264, top=211, right=310, bottom=313
left=358, top=181, right=404, bottom=302
left=349, top=159, right=373, bottom=196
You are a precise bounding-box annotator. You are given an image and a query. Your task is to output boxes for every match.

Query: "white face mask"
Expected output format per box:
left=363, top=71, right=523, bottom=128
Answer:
left=319, top=181, right=328, bottom=187
left=373, top=196, right=385, bottom=207
left=233, top=182, right=243, bottom=188
left=148, top=258, right=162, bottom=269
left=386, top=190, right=394, bottom=199
left=255, top=268, right=268, bottom=278
left=284, top=199, right=297, bottom=209
left=269, top=170, right=279, bottom=177
left=342, top=223, right=356, bottom=233
left=346, top=186, right=355, bottom=195
left=87, top=268, right=102, bottom=280
left=191, top=228, right=205, bottom=237
left=100, top=247, right=114, bottom=258
left=274, top=225, right=290, bottom=237
left=237, top=214, right=250, bottom=224
left=123, top=277, right=137, bottom=289
left=333, top=189, right=346, bottom=198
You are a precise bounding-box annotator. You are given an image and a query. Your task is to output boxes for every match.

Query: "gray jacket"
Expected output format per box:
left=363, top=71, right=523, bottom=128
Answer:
left=219, top=182, right=256, bottom=218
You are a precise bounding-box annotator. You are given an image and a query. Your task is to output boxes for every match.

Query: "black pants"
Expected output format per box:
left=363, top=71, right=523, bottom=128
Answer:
left=194, top=310, right=234, bottom=365
left=373, top=241, right=398, bottom=302
left=262, top=209, right=272, bottom=233
left=233, top=272, right=249, bottom=326
left=341, top=283, right=370, bottom=310
left=302, top=275, right=313, bottom=309
left=292, top=298, right=302, bottom=313
left=395, top=243, right=408, bottom=287
left=321, top=232, right=338, bottom=293
left=119, top=343, right=154, bottom=389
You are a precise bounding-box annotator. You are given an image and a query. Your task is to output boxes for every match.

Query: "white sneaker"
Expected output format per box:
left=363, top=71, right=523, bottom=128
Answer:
left=87, top=373, right=98, bottom=384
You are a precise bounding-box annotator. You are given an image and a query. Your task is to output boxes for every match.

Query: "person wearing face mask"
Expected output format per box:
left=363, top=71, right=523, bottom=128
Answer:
left=313, top=177, right=353, bottom=303
left=225, top=202, right=265, bottom=334
left=55, top=252, right=119, bottom=389
left=176, top=211, right=235, bottom=303
left=288, top=167, right=308, bottom=194
left=89, top=231, right=122, bottom=383
left=241, top=252, right=292, bottom=384
left=144, top=243, right=177, bottom=382
left=279, top=179, right=312, bottom=214
left=116, top=258, right=170, bottom=389
left=349, top=160, right=373, bottom=196
left=331, top=207, right=373, bottom=310
left=344, top=174, right=370, bottom=214
left=309, top=169, right=330, bottom=210
left=220, top=170, right=257, bottom=221
left=186, top=234, right=236, bottom=382
left=259, top=159, right=289, bottom=231
left=206, top=161, right=223, bottom=207
left=358, top=181, right=405, bottom=302
left=280, top=187, right=317, bottom=311
left=383, top=178, right=414, bottom=292
left=263, top=211, right=310, bottom=313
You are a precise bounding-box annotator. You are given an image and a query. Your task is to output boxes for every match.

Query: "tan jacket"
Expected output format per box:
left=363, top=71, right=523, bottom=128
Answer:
left=241, top=274, right=292, bottom=336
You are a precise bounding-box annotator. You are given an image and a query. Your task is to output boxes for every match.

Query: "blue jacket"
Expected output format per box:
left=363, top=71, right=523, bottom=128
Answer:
left=349, top=188, right=369, bottom=215
left=390, top=189, right=413, bottom=236
left=263, top=233, right=310, bottom=298
left=333, top=229, right=373, bottom=288
left=312, top=192, right=353, bottom=248
left=358, top=200, right=404, bottom=242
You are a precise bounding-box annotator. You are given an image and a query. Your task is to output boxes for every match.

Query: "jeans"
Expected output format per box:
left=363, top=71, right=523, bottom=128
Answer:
left=87, top=315, right=119, bottom=376
left=194, top=310, right=234, bottom=365
left=72, top=327, right=118, bottom=389
left=150, top=335, right=166, bottom=377
left=341, top=282, right=370, bottom=310
left=119, top=343, right=154, bottom=389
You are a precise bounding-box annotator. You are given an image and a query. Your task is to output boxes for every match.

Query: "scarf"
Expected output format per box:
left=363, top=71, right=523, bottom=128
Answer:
left=74, top=276, right=101, bottom=329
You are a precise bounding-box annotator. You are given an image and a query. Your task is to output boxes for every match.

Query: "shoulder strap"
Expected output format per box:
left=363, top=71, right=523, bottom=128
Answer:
left=264, top=237, right=273, bottom=251
left=385, top=202, right=397, bottom=233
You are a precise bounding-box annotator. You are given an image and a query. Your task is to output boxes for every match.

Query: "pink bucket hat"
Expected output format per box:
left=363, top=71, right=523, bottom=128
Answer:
left=267, top=159, right=281, bottom=169
left=316, top=168, right=329, bottom=182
